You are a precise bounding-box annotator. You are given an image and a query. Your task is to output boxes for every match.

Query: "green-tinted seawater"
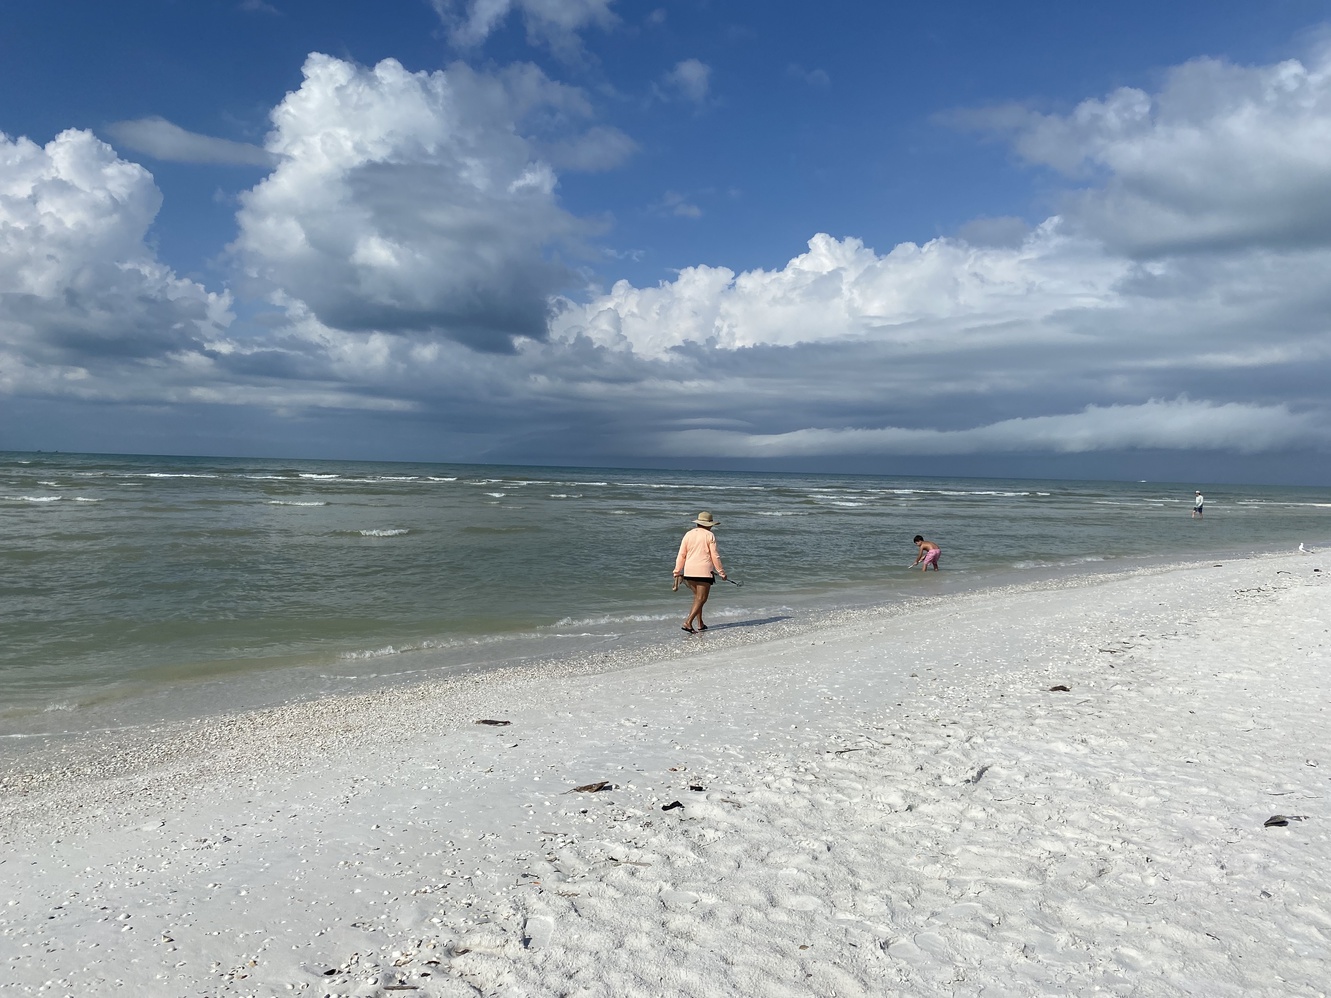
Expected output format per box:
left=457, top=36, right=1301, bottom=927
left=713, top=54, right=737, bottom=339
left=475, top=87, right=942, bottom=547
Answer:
left=2, top=451, right=1328, bottom=737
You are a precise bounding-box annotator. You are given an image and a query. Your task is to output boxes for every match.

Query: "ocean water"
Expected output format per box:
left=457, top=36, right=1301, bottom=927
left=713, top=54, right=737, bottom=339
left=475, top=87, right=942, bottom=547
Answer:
left=3, top=451, right=1328, bottom=741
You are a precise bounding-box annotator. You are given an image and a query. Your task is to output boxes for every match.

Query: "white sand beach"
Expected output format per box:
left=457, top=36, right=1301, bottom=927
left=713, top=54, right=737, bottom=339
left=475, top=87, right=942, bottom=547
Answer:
left=2, top=554, right=1329, bottom=997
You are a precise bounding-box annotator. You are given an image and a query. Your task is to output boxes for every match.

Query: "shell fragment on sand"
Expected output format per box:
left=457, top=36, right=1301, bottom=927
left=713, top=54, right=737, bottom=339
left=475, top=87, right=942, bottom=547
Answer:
left=568, top=781, right=612, bottom=793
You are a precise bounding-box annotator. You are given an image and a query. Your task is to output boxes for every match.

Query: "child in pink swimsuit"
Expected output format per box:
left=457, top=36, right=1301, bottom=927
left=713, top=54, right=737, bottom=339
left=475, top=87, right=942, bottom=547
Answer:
left=912, top=535, right=941, bottom=571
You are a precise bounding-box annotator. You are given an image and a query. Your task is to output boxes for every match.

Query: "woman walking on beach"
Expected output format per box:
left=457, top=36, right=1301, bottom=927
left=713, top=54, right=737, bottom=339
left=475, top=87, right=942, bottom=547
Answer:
left=674, top=511, right=727, bottom=633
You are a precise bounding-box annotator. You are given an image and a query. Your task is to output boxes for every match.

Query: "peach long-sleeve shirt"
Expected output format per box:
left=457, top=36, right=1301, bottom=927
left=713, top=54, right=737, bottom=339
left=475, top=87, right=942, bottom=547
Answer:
left=674, top=527, right=724, bottom=579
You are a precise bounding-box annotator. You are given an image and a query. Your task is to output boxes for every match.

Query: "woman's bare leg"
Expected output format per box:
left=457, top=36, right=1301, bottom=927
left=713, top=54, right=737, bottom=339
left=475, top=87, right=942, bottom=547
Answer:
left=684, top=581, right=711, bottom=630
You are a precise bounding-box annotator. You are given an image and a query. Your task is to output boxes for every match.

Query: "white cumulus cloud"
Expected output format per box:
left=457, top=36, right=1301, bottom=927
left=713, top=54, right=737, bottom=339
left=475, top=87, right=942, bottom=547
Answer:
left=431, top=0, right=617, bottom=56
left=541, top=219, right=1331, bottom=459
left=663, top=58, right=711, bottom=103
left=0, top=129, right=232, bottom=398
left=551, top=226, right=1127, bottom=358
left=964, top=44, right=1331, bottom=256
left=232, top=54, right=599, bottom=352
left=530, top=46, right=1331, bottom=464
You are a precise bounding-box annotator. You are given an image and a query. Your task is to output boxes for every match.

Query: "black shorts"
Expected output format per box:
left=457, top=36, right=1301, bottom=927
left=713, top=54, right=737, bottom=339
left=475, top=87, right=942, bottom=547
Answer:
left=683, top=576, right=713, bottom=586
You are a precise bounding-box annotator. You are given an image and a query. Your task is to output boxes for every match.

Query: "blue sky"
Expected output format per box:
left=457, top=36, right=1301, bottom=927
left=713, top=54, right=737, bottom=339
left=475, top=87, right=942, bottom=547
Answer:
left=4, top=0, right=1331, bottom=482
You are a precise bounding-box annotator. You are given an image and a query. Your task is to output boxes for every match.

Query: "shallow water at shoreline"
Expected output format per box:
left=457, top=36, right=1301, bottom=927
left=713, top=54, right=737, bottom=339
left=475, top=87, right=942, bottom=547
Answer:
left=0, top=552, right=1263, bottom=770
left=3, top=451, right=1328, bottom=740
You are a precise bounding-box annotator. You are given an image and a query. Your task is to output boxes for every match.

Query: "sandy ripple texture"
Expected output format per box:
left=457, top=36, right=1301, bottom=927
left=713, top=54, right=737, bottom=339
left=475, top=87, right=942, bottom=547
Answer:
left=1, top=554, right=1328, bottom=997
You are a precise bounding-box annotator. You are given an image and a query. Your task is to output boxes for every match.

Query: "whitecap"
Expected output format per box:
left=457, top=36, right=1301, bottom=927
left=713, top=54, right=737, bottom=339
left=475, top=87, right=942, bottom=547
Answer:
left=341, top=646, right=401, bottom=660
left=359, top=528, right=408, bottom=537
left=552, top=611, right=674, bottom=627
left=4, top=495, right=61, bottom=502
left=1012, top=555, right=1107, bottom=570
left=268, top=500, right=328, bottom=506
left=1238, top=500, right=1331, bottom=509
left=621, top=482, right=764, bottom=490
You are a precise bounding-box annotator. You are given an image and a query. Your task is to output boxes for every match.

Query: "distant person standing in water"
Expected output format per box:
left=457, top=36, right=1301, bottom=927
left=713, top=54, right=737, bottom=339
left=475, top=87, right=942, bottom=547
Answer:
left=912, top=535, right=941, bottom=571
left=674, top=511, right=726, bottom=633
left=1193, top=491, right=1204, bottom=519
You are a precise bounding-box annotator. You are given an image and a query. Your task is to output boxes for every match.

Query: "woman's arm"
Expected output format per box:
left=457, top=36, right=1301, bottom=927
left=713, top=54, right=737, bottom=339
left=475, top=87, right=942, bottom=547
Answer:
left=708, top=533, right=726, bottom=578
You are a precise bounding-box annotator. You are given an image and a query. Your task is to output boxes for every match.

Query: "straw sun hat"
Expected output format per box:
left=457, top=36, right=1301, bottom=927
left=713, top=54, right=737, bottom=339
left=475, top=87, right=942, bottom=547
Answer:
left=693, top=511, right=719, bottom=527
